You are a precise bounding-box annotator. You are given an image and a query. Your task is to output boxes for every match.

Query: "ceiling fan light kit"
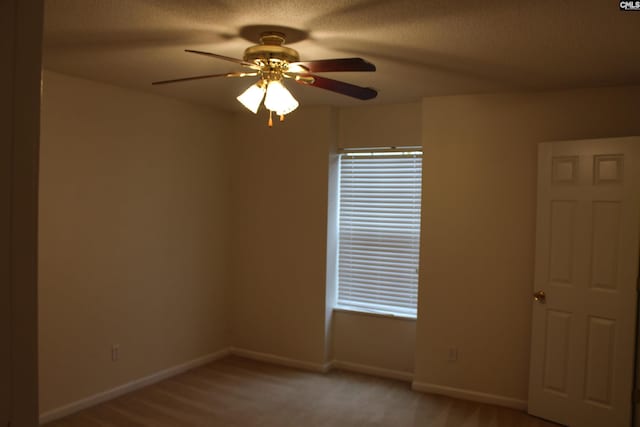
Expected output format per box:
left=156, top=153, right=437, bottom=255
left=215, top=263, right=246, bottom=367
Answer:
left=152, top=31, right=377, bottom=126
left=263, top=80, right=299, bottom=115
left=236, top=81, right=266, bottom=114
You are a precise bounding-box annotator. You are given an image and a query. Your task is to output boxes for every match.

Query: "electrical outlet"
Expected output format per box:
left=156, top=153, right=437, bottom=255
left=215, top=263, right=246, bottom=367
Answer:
left=111, top=344, right=120, bottom=362
left=448, top=347, right=458, bottom=362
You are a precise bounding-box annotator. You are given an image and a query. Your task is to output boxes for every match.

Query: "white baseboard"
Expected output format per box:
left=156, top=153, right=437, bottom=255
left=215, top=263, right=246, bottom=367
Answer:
left=228, top=349, right=413, bottom=383
left=411, top=381, right=527, bottom=411
left=39, top=347, right=232, bottom=425
left=332, top=360, right=413, bottom=382
left=229, top=347, right=332, bottom=373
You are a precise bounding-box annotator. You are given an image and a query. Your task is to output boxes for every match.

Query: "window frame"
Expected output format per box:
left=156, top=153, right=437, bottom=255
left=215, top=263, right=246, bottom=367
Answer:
left=334, top=147, right=423, bottom=319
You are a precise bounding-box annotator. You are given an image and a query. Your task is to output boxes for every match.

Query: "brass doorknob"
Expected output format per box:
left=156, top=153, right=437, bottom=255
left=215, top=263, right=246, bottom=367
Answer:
left=533, top=290, right=546, bottom=304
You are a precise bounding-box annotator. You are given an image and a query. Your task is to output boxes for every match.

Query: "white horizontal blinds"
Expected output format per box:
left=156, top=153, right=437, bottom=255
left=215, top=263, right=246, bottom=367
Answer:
left=337, top=150, right=422, bottom=317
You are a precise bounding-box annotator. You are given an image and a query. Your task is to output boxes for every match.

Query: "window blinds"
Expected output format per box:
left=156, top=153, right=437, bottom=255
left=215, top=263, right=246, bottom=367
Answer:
left=337, top=151, right=422, bottom=317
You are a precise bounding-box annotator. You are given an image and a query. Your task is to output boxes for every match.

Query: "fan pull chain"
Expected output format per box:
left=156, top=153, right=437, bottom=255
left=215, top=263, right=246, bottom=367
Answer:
left=268, top=111, right=273, bottom=128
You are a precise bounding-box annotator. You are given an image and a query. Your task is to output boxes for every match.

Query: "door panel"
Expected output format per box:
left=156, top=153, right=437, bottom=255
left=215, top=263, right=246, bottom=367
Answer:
left=542, top=310, right=571, bottom=395
left=549, top=201, right=576, bottom=283
left=584, top=316, right=615, bottom=406
left=590, top=201, right=621, bottom=290
left=529, top=137, right=640, bottom=427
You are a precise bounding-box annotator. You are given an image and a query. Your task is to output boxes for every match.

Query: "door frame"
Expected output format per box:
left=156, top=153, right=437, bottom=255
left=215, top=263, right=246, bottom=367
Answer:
left=635, top=265, right=640, bottom=427
left=0, top=0, right=43, bottom=425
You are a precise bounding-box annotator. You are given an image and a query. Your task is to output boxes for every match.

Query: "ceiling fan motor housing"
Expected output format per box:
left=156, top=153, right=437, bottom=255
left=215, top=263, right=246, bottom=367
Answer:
left=243, top=32, right=300, bottom=69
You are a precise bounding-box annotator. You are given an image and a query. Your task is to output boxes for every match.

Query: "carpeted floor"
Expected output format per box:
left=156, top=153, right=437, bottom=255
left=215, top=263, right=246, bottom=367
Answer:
left=45, top=356, right=562, bottom=427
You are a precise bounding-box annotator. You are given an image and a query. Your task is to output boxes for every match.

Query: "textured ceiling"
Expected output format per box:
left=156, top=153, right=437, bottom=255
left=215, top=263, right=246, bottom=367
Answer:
left=44, top=0, right=640, bottom=112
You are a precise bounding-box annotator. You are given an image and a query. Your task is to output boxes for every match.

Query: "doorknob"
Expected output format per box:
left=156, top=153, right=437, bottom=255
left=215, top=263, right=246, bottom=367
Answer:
left=533, top=290, right=546, bottom=304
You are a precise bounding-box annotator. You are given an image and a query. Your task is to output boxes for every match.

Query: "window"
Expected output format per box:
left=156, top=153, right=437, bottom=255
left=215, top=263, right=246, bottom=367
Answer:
left=335, top=148, right=422, bottom=318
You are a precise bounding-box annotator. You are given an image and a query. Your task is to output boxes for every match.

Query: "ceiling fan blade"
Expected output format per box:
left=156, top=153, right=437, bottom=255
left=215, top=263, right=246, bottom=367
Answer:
left=152, top=72, right=257, bottom=85
left=293, top=74, right=377, bottom=100
left=288, top=58, right=375, bottom=73
left=185, top=49, right=259, bottom=69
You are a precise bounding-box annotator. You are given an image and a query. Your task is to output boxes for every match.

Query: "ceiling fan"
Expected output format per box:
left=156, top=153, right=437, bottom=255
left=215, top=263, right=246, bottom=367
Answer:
left=152, top=31, right=377, bottom=126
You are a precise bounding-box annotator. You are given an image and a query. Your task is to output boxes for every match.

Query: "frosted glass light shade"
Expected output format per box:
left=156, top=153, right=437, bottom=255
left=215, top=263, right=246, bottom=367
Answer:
left=237, top=82, right=266, bottom=114
left=264, top=80, right=299, bottom=115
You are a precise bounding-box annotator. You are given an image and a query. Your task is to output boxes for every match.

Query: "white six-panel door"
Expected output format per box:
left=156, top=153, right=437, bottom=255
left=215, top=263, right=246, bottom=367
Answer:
left=528, top=137, right=640, bottom=427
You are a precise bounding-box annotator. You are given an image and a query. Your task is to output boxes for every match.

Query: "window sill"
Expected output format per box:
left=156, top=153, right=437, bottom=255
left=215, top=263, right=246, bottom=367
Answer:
left=333, top=306, right=417, bottom=321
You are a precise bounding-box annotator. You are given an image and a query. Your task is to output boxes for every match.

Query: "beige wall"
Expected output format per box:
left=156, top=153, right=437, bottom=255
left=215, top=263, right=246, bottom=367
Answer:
left=229, top=108, right=335, bottom=366
left=338, top=102, right=421, bottom=149
left=330, top=102, right=421, bottom=374
left=324, top=129, right=339, bottom=363
left=38, top=69, right=640, bottom=415
left=39, top=71, right=232, bottom=413
left=333, top=311, right=415, bottom=375
left=1, top=1, right=43, bottom=425
left=415, top=86, right=640, bottom=401
left=227, top=104, right=421, bottom=371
